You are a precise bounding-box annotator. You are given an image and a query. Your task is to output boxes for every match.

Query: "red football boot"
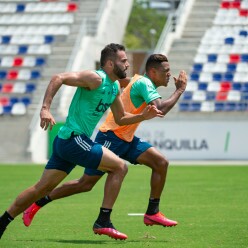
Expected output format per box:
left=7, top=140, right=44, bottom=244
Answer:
left=22, top=203, right=41, bottom=227
left=93, top=222, right=127, bottom=240
left=144, top=212, right=178, bottom=227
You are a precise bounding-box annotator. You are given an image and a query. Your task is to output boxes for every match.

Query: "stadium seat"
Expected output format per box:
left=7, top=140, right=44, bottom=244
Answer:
left=179, top=102, right=189, bottom=111
left=0, top=96, right=9, bottom=106
left=198, top=82, right=208, bottom=91
left=3, top=105, right=12, bottom=114
left=182, top=91, right=193, bottom=101
left=200, top=101, right=215, bottom=112
left=2, top=83, right=13, bottom=93
left=192, top=91, right=206, bottom=101
left=215, top=102, right=225, bottom=111
left=216, top=91, right=228, bottom=101
left=186, top=81, right=198, bottom=92
left=232, top=82, right=242, bottom=90
left=227, top=90, right=241, bottom=101
left=189, top=102, right=201, bottom=112
left=11, top=102, right=26, bottom=115
left=206, top=91, right=217, bottom=101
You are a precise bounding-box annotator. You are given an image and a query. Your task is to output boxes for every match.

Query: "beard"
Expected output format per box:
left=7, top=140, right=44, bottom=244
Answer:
left=113, top=63, right=126, bottom=79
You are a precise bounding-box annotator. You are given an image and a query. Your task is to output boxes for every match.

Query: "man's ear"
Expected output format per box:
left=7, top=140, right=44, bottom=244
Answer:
left=106, top=59, right=114, bottom=68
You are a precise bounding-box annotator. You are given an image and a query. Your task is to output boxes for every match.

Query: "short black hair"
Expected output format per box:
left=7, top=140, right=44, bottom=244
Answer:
left=100, top=43, right=126, bottom=67
left=145, top=54, right=168, bottom=72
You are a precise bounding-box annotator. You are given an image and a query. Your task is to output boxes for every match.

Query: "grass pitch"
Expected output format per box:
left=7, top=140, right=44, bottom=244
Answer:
left=0, top=164, right=247, bottom=248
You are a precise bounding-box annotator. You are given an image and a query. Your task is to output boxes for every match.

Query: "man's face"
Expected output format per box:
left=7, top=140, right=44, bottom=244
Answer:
left=113, top=50, right=129, bottom=79
left=154, top=61, right=171, bottom=87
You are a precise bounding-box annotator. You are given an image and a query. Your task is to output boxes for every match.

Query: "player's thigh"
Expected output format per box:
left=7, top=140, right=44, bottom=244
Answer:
left=36, top=169, right=68, bottom=192
left=98, top=146, right=126, bottom=173
left=137, top=147, right=167, bottom=169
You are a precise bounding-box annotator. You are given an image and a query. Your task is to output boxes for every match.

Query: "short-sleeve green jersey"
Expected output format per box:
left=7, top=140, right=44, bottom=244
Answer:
left=130, top=74, right=161, bottom=108
left=58, top=69, right=119, bottom=139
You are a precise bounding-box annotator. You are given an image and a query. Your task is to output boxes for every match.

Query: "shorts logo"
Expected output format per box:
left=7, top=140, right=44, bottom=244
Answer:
left=74, top=136, right=92, bottom=151
left=103, top=140, right=111, bottom=149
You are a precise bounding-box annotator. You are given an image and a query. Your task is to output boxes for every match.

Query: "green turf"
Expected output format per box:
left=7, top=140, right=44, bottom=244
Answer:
left=0, top=164, right=248, bottom=248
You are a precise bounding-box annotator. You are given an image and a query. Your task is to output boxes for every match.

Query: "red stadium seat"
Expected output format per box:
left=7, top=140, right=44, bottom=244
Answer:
left=229, top=54, right=240, bottom=63
left=13, top=57, right=23, bottom=67
left=221, top=1, right=230, bottom=9
left=216, top=91, right=228, bottom=101
left=7, top=70, right=18, bottom=80
left=2, top=83, right=13, bottom=93
left=239, top=9, right=248, bottom=16
left=67, top=3, right=77, bottom=12
left=0, top=96, right=9, bottom=106
left=220, top=82, right=232, bottom=92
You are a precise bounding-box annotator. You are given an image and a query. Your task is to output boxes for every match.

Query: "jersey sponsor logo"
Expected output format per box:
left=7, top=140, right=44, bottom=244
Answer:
left=95, top=99, right=111, bottom=113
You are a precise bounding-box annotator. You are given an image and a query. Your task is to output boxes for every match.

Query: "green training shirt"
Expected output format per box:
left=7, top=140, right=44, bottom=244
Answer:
left=58, top=69, right=119, bottom=139
left=130, top=74, right=161, bottom=108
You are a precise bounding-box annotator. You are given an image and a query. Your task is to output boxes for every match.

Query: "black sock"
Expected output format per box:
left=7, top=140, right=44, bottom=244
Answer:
left=36, top=196, right=52, bottom=207
left=146, top=198, right=160, bottom=215
left=0, top=211, right=14, bottom=230
left=95, top=208, right=112, bottom=227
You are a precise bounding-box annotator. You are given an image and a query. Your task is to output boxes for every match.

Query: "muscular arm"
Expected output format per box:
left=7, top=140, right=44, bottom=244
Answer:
left=40, top=70, right=102, bottom=130
left=150, top=70, right=187, bottom=115
left=110, top=92, right=163, bottom=126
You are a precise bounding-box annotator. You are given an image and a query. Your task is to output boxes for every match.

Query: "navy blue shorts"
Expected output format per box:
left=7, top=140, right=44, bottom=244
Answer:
left=46, top=133, right=103, bottom=174
left=84, top=130, right=152, bottom=176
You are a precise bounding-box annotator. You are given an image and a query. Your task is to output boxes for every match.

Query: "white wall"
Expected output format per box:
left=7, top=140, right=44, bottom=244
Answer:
left=136, top=120, right=248, bottom=160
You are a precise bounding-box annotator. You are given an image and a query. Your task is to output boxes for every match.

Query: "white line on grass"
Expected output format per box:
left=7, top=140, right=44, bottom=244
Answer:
left=128, top=213, right=144, bottom=216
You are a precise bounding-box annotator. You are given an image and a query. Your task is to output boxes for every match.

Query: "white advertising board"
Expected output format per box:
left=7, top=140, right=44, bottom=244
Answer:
left=135, top=121, right=248, bottom=160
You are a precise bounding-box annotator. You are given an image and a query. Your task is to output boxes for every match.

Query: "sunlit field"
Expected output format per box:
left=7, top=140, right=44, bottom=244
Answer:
left=0, top=164, right=247, bottom=248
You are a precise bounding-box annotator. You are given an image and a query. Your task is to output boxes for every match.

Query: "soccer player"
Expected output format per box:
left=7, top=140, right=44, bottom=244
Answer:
left=23, top=54, right=187, bottom=230
left=0, top=43, right=162, bottom=241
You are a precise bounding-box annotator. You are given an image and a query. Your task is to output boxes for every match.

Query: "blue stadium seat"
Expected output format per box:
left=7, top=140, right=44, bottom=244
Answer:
left=232, top=82, right=241, bottom=90
left=18, top=46, right=28, bottom=54
left=224, top=37, right=234, bottom=45
left=10, top=97, right=19, bottom=105
left=182, top=91, right=193, bottom=101
left=189, top=102, right=201, bottom=111
left=193, top=63, right=203, bottom=72
left=208, top=54, right=217, bottom=62
left=35, top=58, right=45, bottom=66
left=179, top=102, right=189, bottom=111
left=31, top=71, right=41, bottom=79
left=206, top=91, right=216, bottom=101
left=3, top=105, right=12, bottom=114
left=26, top=83, right=36, bottom=93
left=21, top=97, right=31, bottom=105
left=0, top=71, right=7, bottom=79
left=16, top=4, right=25, bottom=12
left=198, top=82, right=208, bottom=90
left=215, top=102, right=225, bottom=111
left=227, top=63, right=237, bottom=72
left=44, top=35, right=54, bottom=44
left=212, top=73, right=222, bottom=81
left=241, top=54, right=248, bottom=62
left=190, top=72, right=199, bottom=81
left=225, top=102, right=236, bottom=111
left=236, top=102, right=248, bottom=111
left=2, top=36, right=11, bottom=44
left=239, top=30, right=248, bottom=37
left=241, top=83, right=248, bottom=92
left=223, top=72, right=234, bottom=82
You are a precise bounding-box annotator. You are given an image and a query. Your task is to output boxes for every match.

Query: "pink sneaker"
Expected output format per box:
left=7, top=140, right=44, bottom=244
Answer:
left=22, top=203, right=41, bottom=227
left=144, top=212, right=178, bottom=227
left=93, top=222, right=127, bottom=240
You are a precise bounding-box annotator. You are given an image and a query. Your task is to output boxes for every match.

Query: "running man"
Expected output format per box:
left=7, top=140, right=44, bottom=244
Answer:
left=23, top=54, right=187, bottom=230
left=0, top=44, right=162, bottom=241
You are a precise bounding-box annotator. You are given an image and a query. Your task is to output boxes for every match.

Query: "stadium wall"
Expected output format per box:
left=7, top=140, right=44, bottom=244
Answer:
left=136, top=120, right=248, bottom=160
